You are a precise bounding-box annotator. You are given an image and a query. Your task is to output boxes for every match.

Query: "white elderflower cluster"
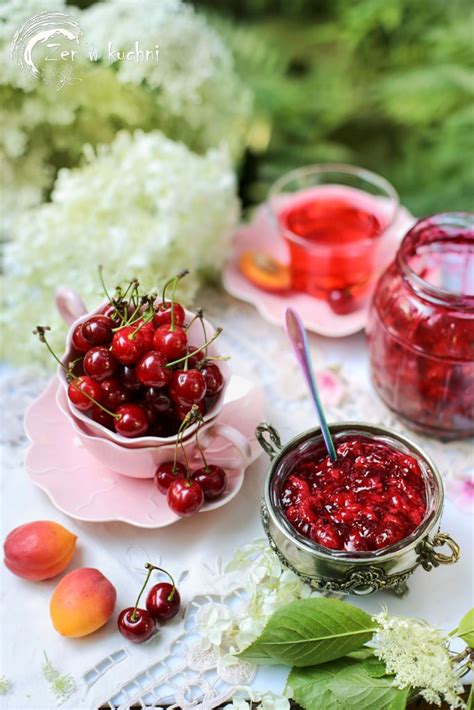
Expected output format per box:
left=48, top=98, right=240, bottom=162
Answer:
left=1, top=130, right=238, bottom=366
left=372, top=610, right=466, bottom=708
left=196, top=540, right=312, bottom=658
left=224, top=692, right=290, bottom=710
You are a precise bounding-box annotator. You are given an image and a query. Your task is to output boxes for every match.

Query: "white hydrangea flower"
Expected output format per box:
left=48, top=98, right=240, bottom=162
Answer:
left=259, top=692, right=291, bottom=710
left=196, top=604, right=235, bottom=650
left=372, top=610, right=466, bottom=708
left=223, top=699, right=251, bottom=710
left=1, top=129, right=238, bottom=366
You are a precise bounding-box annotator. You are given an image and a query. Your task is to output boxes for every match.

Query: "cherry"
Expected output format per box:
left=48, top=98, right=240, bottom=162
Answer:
left=146, top=583, right=180, bottom=622
left=153, top=325, right=188, bottom=361
left=134, top=318, right=155, bottom=351
left=71, top=324, right=90, bottom=354
left=115, top=404, right=149, bottom=438
left=154, top=301, right=185, bottom=328
left=200, top=363, right=224, bottom=396
left=67, top=375, right=102, bottom=411
left=191, top=465, right=227, bottom=500
left=145, top=389, right=172, bottom=414
left=112, top=326, right=145, bottom=365
left=120, top=365, right=142, bottom=392
left=169, top=370, right=206, bottom=405
left=154, top=461, right=187, bottom=494
left=167, top=478, right=204, bottom=516
left=186, top=346, right=205, bottom=369
left=100, top=378, right=128, bottom=410
left=117, top=607, right=156, bottom=644
left=82, top=315, right=113, bottom=345
left=327, top=288, right=357, bottom=315
left=83, top=346, right=117, bottom=382
left=91, top=405, right=115, bottom=429
left=136, top=351, right=170, bottom=387
left=149, top=415, right=180, bottom=438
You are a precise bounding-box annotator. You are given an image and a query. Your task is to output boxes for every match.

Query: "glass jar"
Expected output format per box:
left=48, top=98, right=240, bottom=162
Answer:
left=368, top=212, right=474, bottom=440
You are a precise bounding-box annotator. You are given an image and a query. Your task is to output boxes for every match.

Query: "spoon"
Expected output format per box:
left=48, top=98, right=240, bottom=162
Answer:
left=285, top=308, right=337, bottom=461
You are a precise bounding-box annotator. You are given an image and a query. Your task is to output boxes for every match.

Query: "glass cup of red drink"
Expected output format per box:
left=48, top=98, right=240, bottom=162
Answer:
left=268, top=164, right=400, bottom=313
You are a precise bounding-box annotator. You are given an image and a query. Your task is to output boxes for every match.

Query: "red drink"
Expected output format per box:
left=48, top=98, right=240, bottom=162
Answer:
left=269, top=167, right=399, bottom=313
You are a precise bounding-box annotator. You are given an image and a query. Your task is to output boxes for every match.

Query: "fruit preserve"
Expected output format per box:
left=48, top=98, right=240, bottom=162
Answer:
left=280, top=434, right=427, bottom=552
left=368, top=212, right=474, bottom=440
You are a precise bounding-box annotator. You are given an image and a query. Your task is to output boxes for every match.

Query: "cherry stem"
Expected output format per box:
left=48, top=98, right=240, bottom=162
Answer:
left=98, top=265, right=113, bottom=304
left=130, top=564, right=155, bottom=622
left=162, top=269, right=189, bottom=305
left=194, top=416, right=208, bottom=470
left=166, top=328, right=223, bottom=369
left=197, top=309, right=208, bottom=358
left=128, top=308, right=154, bottom=339
left=34, top=327, right=119, bottom=419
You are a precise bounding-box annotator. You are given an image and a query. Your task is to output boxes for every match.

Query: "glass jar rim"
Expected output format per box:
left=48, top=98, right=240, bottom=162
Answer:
left=397, top=211, right=474, bottom=310
left=268, top=163, right=400, bottom=252
left=266, top=423, right=442, bottom=562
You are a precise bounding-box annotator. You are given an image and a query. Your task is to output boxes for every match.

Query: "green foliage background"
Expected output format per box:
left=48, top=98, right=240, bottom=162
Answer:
left=193, top=0, right=473, bottom=215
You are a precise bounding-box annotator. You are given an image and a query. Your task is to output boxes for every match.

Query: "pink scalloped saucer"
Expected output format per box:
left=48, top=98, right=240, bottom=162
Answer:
left=223, top=203, right=415, bottom=336
left=24, top=376, right=264, bottom=528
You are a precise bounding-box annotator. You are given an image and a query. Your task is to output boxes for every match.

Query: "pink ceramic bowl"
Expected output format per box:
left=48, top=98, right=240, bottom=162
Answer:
left=55, top=288, right=231, bottom=447
left=56, top=379, right=252, bottom=478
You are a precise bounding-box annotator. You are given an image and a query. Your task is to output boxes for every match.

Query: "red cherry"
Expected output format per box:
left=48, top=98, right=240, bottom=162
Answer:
left=327, top=288, right=357, bottom=315
left=82, top=315, right=113, bottom=345
left=117, top=608, right=156, bottom=643
left=169, top=370, right=206, bottom=405
left=154, top=461, right=187, bottom=494
left=67, top=375, right=102, bottom=411
left=174, top=399, right=206, bottom=422
left=191, top=465, right=227, bottom=500
left=115, top=404, right=149, bottom=437
left=71, top=324, right=90, bottom=354
left=153, top=325, right=188, bottom=361
left=136, top=351, right=170, bottom=387
left=112, top=326, right=145, bottom=365
left=153, top=301, right=185, bottom=328
left=200, top=363, right=224, bottom=396
left=100, top=378, right=128, bottom=410
left=186, top=346, right=205, bottom=369
left=90, top=405, right=115, bottom=429
left=83, top=346, right=117, bottom=382
left=149, top=414, right=180, bottom=438
left=146, top=583, right=180, bottom=621
left=145, top=389, right=172, bottom=414
left=120, top=365, right=142, bottom=392
left=167, top=478, right=204, bottom=516
left=134, top=319, right=155, bottom=351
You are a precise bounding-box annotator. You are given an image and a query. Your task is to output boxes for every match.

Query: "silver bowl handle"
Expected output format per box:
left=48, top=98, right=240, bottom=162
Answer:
left=255, top=423, right=282, bottom=460
left=416, top=532, right=461, bottom=571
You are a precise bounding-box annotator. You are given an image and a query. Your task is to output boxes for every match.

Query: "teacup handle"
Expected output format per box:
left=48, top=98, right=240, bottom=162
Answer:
left=56, top=287, right=88, bottom=325
left=189, top=423, right=252, bottom=469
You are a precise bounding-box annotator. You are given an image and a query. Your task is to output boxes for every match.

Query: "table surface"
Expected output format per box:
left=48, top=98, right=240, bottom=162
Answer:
left=0, top=290, right=472, bottom=710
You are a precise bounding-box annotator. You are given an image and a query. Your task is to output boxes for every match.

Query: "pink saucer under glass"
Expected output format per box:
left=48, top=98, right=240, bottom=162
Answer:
left=223, top=203, right=415, bottom=336
left=24, top=377, right=264, bottom=528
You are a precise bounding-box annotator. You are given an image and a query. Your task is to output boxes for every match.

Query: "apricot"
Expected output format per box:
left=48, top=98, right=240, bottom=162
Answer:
left=239, top=250, right=291, bottom=292
left=50, top=567, right=116, bottom=637
left=4, top=521, right=77, bottom=581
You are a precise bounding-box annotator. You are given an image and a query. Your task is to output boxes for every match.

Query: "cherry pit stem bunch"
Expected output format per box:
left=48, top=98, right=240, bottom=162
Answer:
left=155, top=406, right=228, bottom=516
left=35, top=269, right=227, bottom=439
left=117, top=563, right=181, bottom=643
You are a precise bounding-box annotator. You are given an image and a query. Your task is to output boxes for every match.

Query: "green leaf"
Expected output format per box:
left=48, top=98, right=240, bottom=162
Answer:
left=288, top=658, right=409, bottom=710
left=239, top=597, right=376, bottom=667
left=457, top=608, right=474, bottom=647
left=467, top=684, right=474, bottom=710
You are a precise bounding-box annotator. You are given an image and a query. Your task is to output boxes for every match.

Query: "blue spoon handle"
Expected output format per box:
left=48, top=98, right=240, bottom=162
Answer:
left=285, top=308, right=337, bottom=461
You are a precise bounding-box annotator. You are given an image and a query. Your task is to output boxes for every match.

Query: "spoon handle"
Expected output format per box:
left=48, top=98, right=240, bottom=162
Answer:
left=285, top=309, right=337, bottom=461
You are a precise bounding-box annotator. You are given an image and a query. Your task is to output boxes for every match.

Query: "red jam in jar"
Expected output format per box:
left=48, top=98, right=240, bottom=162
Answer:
left=280, top=434, right=427, bottom=552
left=368, top=212, right=474, bottom=440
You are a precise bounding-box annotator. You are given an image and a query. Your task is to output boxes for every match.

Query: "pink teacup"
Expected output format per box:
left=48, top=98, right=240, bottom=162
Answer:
left=55, top=287, right=230, bottom=447
left=56, top=382, right=252, bottom=478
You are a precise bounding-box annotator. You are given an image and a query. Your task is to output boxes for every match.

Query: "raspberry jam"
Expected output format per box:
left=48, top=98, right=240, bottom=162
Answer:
left=280, top=435, right=427, bottom=553
left=368, top=212, right=474, bottom=440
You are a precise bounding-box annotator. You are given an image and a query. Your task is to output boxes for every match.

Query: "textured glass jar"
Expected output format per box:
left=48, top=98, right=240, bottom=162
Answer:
left=368, top=212, right=474, bottom=440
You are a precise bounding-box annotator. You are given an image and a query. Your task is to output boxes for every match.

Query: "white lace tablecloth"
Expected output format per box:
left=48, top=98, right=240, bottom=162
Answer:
left=0, top=290, right=472, bottom=710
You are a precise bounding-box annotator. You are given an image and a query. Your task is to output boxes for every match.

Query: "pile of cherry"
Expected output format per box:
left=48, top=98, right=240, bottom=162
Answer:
left=118, top=562, right=181, bottom=643
left=37, top=270, right=225, bottom=439
left=36, top=270, right=229, bottom=518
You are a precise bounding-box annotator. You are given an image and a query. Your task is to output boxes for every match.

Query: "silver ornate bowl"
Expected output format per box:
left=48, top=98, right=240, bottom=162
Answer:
left=257, top=422, right=460, bottom=596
